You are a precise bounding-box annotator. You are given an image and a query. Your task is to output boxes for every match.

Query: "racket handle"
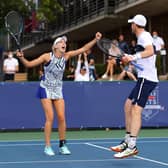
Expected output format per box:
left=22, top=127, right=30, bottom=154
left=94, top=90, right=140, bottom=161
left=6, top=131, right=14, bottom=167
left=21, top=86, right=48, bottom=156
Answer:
left=130, top=61, right=144, bottom=71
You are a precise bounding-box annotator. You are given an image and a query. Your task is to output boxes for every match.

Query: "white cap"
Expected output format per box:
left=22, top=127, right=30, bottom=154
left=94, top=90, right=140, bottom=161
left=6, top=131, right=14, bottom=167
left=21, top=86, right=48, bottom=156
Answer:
left=128, top=14, right=147, bottom=27
left=53, top=36, right=67, bottom=45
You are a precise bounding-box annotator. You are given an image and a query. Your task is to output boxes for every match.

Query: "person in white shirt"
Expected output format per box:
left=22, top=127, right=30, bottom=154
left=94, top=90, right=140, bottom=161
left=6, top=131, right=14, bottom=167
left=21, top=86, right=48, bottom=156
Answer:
left=3, top=51, right=19, bottom=81
left=110, top=14, right=158, bottom=159
left=152, top=31, right=166, bottom=75
left=152, top=31, right=165, bottom=52
left=74, top=53, right=89, bottom=81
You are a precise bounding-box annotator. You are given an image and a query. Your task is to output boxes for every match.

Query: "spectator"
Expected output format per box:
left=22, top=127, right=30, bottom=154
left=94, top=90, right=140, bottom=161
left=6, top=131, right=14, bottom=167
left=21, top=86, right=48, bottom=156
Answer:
left=129, top=39, right=137, bottom=55
left=74, top=53, right=89, bottom=81
left=101, top=39, right=118, bottom=81
left=152, top=31, right=165, bottom=52
left=3, top=51, right=19, bottom=81
left=152, top=31, right=166, bottom=75
left=38, top=69, right=44, bottom=80
left=88, top=58, right=97, bottom=81
left=117, top=63, right=137, bottom=81
left=65, top=65, right=75, bottom=81
left=118, top=34, right=130, bottom=54
left=0, top=45, right=4, bottom=80
left=83, top=49, right=98, bottom=81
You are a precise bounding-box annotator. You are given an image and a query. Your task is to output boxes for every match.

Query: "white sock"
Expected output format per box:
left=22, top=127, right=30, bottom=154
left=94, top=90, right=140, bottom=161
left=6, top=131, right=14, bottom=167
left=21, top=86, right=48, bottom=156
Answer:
left=128, top=136, right=137, bottom=149
left=124, top=133, right=130, bottom=144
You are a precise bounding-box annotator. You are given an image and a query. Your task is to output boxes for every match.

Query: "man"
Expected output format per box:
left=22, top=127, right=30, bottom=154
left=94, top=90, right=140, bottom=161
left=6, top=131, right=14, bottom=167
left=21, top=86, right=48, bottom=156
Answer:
left=118, top=34, right=130, bottom=54
left=152, top=31, right=166, bottom=75
left=3, top=51, right=19, bottom=81
left=152, top=31, right=165, bottom=52
left=110, top=14, right=158, bottom=159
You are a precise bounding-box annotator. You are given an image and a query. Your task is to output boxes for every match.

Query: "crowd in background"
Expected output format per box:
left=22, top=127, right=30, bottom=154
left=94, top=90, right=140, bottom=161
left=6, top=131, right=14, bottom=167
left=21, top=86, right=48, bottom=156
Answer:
left=1, top=31, right=166, bottom=82
left=64, top=31, right=166, bottom=82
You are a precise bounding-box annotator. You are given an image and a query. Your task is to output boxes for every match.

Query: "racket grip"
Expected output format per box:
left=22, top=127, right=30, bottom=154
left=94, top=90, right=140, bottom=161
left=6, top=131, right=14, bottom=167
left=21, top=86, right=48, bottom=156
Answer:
left=131, top=61, right=144, bottom=71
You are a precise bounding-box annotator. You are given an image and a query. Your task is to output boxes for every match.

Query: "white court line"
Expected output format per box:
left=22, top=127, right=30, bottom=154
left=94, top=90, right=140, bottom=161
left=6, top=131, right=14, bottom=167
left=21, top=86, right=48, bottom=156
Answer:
left=0, top=140, right=168, bottom=147
left=0, top=158, right=137, bottom=165
left=85, top=142, right=111, bottom=151
left=85, top=142, right=168, bottom=166
left=134, top=156, right=168, bottom=166
left=0, top=136, right=167, bottom=143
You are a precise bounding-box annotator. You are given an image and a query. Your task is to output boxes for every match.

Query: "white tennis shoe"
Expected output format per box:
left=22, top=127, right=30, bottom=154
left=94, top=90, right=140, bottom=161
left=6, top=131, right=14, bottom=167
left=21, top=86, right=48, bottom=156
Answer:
left=114, top=147, right=138, bottom=159
left=59, top=145, right=71, bottom=155
left=44, top=146, right=55, bottom=156
left=110, top=141, right=128, bottom=152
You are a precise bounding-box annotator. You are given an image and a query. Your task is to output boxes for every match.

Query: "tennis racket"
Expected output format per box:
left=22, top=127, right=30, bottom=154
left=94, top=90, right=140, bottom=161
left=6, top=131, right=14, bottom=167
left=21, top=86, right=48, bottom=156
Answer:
left=97, top=38, right=143, bottom=71
left=5, top=11, right=23, bottom=51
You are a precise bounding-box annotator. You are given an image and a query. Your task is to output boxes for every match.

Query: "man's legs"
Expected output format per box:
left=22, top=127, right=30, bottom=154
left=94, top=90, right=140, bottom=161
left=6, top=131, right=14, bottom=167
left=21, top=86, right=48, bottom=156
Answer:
left=112, top=101, right=142, bottom=158
left=110, top=98, right=132, bottom=152
left=112, top=98, right=144, bottom=158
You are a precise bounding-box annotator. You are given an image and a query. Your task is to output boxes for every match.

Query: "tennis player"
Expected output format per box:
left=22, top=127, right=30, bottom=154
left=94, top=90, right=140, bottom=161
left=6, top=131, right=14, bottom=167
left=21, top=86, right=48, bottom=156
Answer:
left=110, top=14, right=158, bottom=158
left=16, top=32, right=102, bottom=156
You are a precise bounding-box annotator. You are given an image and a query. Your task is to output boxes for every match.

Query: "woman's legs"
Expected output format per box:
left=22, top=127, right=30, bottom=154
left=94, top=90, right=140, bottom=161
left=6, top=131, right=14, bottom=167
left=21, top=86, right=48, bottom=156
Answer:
left=41, top=99, right=54, bottom=147
left=53, top=98, right=71, bottom=154
left=53, top=99, right=66, bottom=140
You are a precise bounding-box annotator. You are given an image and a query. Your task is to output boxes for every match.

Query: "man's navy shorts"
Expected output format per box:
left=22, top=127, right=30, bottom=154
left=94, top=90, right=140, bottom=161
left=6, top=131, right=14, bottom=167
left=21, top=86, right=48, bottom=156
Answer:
left=128, top=78, right=158, bottom=108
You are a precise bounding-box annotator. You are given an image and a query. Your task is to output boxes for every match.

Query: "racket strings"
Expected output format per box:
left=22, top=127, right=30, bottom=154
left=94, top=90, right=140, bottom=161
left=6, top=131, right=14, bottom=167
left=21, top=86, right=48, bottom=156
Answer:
left=109, top=44, right=122, bottom=57
left=6, top=12, right=23, bottom=35
left=100, top=40, right=122, bottom=57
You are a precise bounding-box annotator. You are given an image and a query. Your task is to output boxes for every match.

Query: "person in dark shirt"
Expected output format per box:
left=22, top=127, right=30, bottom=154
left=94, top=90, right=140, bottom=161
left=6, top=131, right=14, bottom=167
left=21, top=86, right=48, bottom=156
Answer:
left=118, top=34, right=130, bottom=54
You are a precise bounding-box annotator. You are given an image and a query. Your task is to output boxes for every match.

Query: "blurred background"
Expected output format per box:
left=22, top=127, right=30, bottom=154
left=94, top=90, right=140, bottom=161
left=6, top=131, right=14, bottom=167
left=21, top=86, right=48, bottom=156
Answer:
left=1, top=0, right=168, bottom=81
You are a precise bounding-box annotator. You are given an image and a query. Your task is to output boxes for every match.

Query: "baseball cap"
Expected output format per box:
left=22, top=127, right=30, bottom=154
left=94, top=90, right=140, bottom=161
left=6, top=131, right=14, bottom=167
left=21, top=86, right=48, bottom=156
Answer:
left=128, top=14, right=147, bottom=27
left=53, top=36, right=67, bottom=45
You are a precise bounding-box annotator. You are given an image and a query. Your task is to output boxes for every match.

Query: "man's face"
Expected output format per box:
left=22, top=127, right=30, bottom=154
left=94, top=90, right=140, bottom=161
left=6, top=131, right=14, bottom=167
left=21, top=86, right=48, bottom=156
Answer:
left=119, top=35, right=124, bottom=41
left=152, top=31, right=158, bottom=38
left=8, top=52, right=13, bottom=58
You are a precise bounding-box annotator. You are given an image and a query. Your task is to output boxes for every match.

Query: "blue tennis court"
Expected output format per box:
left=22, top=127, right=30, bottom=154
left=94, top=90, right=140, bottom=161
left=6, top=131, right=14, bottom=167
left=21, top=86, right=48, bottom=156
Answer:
left=0, top=137, right=167, bottom=168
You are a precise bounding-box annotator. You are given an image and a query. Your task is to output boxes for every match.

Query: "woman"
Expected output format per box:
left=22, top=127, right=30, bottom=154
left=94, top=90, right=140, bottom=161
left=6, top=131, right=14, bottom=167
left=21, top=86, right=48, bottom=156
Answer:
left=16, top=32, right=102, bottom=156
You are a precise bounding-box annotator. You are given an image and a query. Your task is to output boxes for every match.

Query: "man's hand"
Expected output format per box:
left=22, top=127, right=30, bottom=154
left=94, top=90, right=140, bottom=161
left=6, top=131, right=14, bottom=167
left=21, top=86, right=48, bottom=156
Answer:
left=122, top=54, right=134, bottom=64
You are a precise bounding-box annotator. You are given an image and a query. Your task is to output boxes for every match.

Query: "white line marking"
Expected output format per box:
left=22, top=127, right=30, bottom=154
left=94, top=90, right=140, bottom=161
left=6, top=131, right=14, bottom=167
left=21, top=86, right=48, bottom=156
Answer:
left=0, top=140, right=168, bottom=147
left=85, top=142, right=111, bottom=151
left=0, top=158, right=136, bottom=165
left=0, top=136, right=167, bottom=143
left=134, top=156, right=168, bottom=166
left=85, top=142, right=168, bottom=166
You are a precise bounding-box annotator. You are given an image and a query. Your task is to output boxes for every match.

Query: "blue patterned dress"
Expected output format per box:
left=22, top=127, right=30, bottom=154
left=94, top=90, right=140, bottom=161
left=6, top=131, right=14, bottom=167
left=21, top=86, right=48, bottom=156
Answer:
left=37, top=52, right=66, bottom=99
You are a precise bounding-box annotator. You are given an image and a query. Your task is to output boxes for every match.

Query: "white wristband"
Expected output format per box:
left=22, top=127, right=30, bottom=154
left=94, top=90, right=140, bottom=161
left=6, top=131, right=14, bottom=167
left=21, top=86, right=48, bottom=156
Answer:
left=133, top=53, right=141, bottom=61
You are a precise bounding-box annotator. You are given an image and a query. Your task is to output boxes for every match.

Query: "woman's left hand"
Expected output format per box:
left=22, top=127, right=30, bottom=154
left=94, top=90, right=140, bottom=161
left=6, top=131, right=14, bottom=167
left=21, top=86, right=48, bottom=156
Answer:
left=95, top=32, right=102, bottom=40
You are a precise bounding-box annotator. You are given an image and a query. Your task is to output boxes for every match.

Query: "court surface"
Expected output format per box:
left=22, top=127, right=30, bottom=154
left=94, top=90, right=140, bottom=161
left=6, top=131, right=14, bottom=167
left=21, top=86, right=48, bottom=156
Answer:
left=0, top=136, right=168, bottom=168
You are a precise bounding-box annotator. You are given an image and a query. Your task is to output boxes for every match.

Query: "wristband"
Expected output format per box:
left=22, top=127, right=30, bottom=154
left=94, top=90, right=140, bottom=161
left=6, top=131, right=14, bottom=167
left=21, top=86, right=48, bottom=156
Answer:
left=133, top=53, right=141, bottom=61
